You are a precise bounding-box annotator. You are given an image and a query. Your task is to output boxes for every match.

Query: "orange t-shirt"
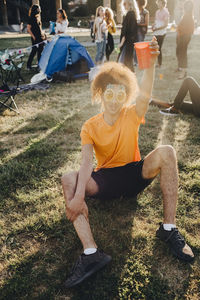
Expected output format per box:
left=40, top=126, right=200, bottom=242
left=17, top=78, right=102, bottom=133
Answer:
left=80, top=104, right=145, bottom=170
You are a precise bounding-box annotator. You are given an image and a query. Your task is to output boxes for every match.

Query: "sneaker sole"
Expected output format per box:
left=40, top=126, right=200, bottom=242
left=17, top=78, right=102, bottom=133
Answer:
left=159, top=110, right=179, bottom=116
left=170, top=247, right=194, bottom=263
left=156, top=233, right=194, bottom=263
left=64, top=255, right=112, bottom=288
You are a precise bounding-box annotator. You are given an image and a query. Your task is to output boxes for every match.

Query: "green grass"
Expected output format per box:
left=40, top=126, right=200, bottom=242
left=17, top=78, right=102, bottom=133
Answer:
left=0, top=33, right=200, bottom=300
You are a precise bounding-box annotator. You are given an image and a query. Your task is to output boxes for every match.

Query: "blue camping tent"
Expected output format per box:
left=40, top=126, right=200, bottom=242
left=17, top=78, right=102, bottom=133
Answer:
left=39, top=35, right=95, bottom=78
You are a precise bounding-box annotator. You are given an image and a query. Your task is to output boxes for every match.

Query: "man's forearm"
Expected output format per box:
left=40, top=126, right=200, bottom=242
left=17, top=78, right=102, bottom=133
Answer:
left=140, top=64, right=155, bottom=101
left=136, top=64, right=155, bottom=117
left=74, top=163, right=93, bottom=198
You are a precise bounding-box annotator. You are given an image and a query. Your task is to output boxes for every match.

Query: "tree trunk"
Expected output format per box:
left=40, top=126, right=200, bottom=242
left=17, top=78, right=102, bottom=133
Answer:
left=32, top=0, right=40, bottom=5
left=56, top=0, right=62, bottom=10
left=0, top=0, right=8, bottom=26
left=103, top=0, right=111, bottom=7
left=16, top=7, right=21, bottom=24
left=116, top=0, right=122, bottom=24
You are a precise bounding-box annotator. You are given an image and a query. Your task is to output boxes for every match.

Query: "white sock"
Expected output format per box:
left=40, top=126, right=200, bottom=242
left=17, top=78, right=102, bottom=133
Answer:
left=84, top=248, right=97, bottom=255
left=163, top=224, right=176, bottom=231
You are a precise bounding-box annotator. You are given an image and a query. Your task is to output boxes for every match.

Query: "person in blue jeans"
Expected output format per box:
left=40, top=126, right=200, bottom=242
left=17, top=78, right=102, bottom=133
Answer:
left=94, top=6, right=108, bottom=64
left=160, top=77, right=200, bottom=116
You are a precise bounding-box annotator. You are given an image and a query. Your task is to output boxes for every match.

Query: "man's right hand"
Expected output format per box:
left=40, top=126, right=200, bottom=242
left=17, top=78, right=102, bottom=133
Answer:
left=66, top=196, right=89, bottom=223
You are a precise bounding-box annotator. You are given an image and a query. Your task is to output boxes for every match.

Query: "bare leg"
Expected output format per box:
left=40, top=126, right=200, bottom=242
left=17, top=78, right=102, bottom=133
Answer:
left=61, top=171, right=99, bottom=250
left=142, top=145, right=178, bottom=224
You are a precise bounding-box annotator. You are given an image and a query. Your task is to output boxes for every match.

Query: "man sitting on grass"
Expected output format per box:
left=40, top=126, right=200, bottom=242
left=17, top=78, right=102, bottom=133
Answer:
left=61, top=38, right=194, bottom=288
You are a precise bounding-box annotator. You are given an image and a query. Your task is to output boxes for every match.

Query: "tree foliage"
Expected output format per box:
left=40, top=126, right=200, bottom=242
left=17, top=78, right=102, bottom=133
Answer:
left=87, top=0, right=102, bottom=15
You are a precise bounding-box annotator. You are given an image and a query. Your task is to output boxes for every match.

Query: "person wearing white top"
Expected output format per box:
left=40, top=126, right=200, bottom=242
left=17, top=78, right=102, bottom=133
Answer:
left=55, top=8, right=69, bottom=34
left=152, top=0, right=169, bottom=67
left=94, top=6, right=108, bottom=64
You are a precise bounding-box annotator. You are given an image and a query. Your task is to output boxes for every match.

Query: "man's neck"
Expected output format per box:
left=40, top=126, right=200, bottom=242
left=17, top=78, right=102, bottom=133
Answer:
left=103, top=110, right=121, bottom=126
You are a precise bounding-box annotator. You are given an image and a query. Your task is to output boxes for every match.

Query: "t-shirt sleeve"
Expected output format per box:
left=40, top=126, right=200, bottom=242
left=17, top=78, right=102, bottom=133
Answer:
left=80, top=122, right=94, bottom=145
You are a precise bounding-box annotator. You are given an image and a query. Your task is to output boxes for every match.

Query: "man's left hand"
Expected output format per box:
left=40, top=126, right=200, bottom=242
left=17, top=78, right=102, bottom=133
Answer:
left=66, top=196, right=88, bottom=223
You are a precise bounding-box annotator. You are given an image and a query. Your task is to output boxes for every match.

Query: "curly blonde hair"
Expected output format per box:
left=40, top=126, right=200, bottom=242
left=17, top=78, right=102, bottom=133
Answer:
left=91, top=62, right=138, bottom=106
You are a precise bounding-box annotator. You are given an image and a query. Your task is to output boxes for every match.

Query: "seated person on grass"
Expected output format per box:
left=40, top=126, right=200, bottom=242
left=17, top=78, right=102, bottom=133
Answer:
left=61, top=38, right=194, bottom=289
left=159, top=77, right=200, bottom=116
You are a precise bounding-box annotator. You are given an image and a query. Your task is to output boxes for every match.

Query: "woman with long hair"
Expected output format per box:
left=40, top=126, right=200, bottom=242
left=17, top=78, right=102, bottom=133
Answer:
left=105, top=7, right=116, bottom=61
left=55, top=8, right=69, bottom=34
left=176, top=0, right=194, bottom=79
left=152, top=0, right=169, bottom=67
left=27, top=4, right=46, bottom=70
left=94, top=6, right=108, bottom=64
left=118, top=0, right=139, bottom=72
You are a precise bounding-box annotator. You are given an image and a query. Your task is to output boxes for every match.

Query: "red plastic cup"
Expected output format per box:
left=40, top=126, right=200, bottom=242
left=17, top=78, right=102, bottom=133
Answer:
left=134, top=41, right=151, bottom=69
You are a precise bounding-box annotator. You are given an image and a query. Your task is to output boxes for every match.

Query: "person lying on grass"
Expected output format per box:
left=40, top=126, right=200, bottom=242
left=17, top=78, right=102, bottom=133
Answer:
left=159, top=77, right=200, bottom=116
left=61, top=37, right=194, bottom=288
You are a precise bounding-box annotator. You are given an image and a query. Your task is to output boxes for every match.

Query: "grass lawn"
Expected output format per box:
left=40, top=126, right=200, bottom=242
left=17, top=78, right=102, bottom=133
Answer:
left=0, top=32, right=200, bottom=300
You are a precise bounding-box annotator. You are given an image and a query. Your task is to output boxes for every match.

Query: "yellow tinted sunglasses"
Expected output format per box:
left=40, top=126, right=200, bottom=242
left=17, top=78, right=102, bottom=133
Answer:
left=104, top=87, right=126, bottom=104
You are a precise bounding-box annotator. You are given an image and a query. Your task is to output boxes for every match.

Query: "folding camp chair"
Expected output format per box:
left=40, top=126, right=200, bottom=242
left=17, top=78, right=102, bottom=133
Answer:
left=0, top=84, right=19, bottom=114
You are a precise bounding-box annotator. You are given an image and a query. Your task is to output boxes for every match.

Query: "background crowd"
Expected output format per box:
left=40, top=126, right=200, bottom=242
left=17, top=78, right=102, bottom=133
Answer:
left=12, top=0, right=199, bottom=118
left=26, top=0, right=195, bottom=81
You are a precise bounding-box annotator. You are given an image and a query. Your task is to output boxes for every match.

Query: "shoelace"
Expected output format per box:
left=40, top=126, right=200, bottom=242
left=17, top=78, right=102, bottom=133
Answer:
left=69, top=253, right=92, bottom=277
left=165, top=228, right=185, bottom=247
left=68, top=255, right=83, bottom=277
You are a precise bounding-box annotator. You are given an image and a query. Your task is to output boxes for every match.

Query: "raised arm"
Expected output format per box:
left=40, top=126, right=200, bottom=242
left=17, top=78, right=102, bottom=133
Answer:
left=135, top=37, right=159, bottom=118
left=66, top=144, right=94, bottom=222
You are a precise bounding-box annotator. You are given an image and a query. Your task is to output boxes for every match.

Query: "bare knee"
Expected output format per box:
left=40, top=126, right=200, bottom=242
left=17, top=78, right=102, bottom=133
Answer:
left=156, top=145, right=177, bottom=165
left=61, top=171, right=78, bottom=207
left=184, top=76, right=194, bottom=85
left=61, top=171, right=78, bottom=190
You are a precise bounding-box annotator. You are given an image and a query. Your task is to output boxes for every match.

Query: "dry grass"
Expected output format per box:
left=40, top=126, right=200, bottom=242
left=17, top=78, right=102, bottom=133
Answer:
left=0, top=33, right=200, bottom=299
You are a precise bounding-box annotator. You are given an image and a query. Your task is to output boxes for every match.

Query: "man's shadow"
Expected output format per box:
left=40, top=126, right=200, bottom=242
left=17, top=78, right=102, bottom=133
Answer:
left=68, top=195, right=139, bottom=300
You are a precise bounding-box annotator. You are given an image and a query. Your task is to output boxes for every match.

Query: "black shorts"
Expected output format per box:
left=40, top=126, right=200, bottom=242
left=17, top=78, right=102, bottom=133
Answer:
left=91, top=160, right=153, bottom=199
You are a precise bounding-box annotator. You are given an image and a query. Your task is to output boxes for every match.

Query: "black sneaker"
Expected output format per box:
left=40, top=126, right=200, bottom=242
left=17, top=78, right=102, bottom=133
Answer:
left=160, top=106, right=180, bottom=116
left=156, top=223, right=194, bottom=262
left=64, top=249, right=112, bottom=288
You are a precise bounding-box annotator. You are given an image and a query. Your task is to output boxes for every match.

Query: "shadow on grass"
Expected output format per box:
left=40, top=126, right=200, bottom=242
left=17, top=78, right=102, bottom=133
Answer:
left=118, top=234, right=197, bottom=300
left=0, top=197, right=139, bottom=300
left=1, top=96, right=140, bottom=299
left=1, top=91, right=199, bottom=299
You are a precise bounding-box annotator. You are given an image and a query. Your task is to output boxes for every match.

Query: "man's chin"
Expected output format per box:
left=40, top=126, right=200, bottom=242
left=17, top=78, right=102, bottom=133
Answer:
left=108, top=107, right=121, bottom=115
